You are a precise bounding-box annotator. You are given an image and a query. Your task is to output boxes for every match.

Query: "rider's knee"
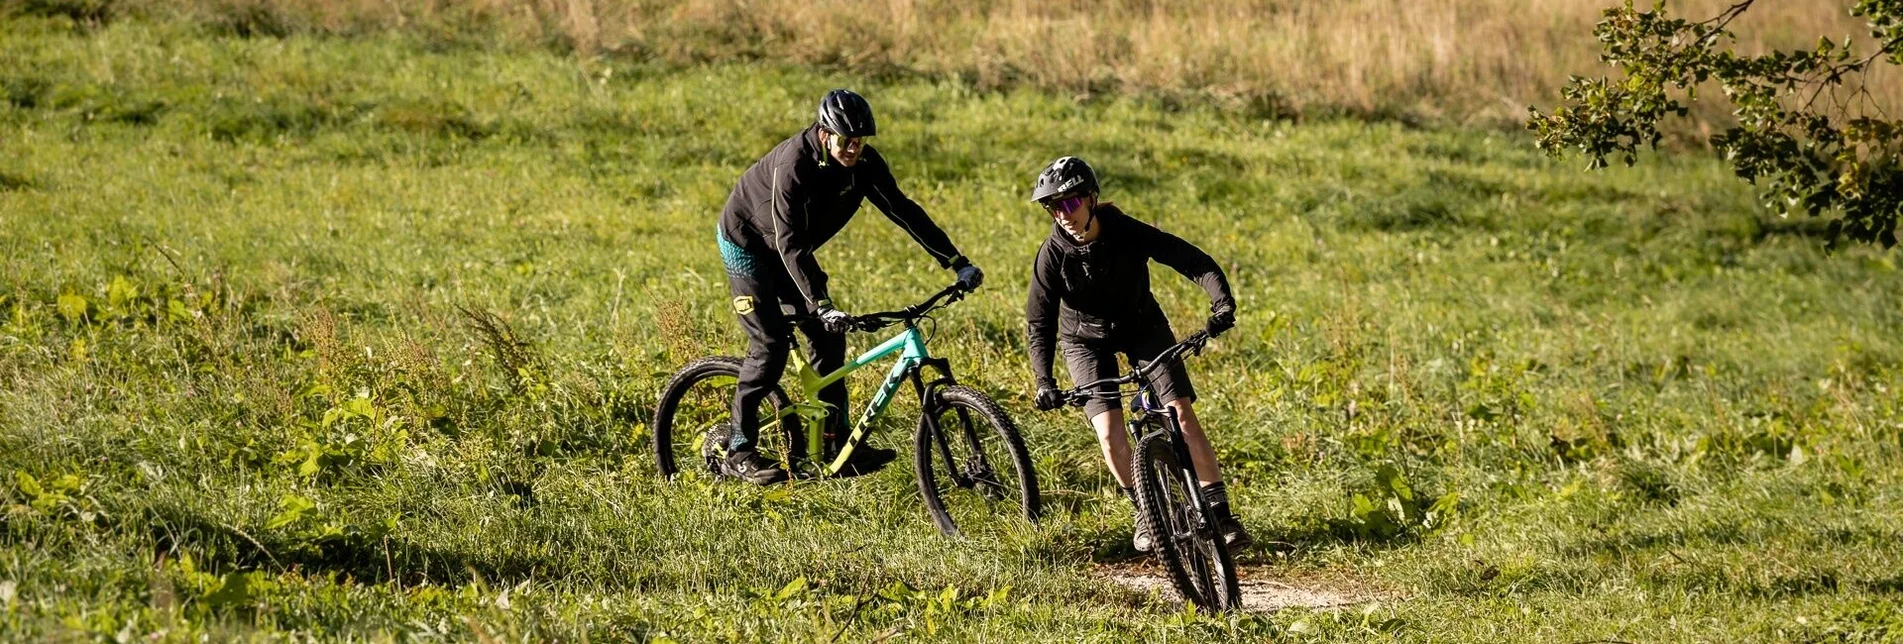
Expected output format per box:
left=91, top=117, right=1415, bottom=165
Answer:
left=1090, top=410, right=1126, bottom=440
left=745, top=333, right=792, bottom=360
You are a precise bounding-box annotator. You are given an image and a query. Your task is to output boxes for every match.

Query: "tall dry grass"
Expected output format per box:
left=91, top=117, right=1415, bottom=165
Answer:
left=56, top=0, right=1903, bottom=125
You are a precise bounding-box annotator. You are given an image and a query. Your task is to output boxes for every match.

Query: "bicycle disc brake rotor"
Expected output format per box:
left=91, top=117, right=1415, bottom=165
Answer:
left=700, top=423, right=734, bottom=475
left=959, top=461, right=1004, bottom=500
left=1177, top=493, right=1221, bottom=597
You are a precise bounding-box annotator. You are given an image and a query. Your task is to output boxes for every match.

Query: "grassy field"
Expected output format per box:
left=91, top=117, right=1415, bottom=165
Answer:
left=4, top=12, right=1903, bottom=642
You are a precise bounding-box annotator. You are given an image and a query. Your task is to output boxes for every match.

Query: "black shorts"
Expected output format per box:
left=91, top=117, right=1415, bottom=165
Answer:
left=1060, top=322, right=1196, bottom=419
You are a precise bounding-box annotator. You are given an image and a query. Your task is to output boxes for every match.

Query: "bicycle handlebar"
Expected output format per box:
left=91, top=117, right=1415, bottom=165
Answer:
left=789, top=282, right=972, bottom=333
left=850, top=282, right=969, bottom=332
left=1056, top=328, right=1215, bottom=406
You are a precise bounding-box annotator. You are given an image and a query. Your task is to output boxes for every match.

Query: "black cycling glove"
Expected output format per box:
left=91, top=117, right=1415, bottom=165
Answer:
left=1207, top=304, right=1237, bottom=337
left=1034, top=386, right=1066, bottom=411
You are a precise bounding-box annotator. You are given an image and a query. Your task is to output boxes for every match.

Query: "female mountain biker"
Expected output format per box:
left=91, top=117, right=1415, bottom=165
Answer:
left=1023, top=156, right=1252, bottom=550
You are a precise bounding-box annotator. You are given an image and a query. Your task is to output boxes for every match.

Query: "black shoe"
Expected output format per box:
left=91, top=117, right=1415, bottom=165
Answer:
left=831, top=444, right=897, bottom=476
left=722, top=450, right=788, bottom=485
left=1218, top=514, right=1254, bottom=550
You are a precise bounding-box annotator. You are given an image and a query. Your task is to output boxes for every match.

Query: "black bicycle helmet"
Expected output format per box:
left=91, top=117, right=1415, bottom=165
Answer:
left=816, top=89, right=877, bottom=138
left=1030, top=156, right=1099, bottom=203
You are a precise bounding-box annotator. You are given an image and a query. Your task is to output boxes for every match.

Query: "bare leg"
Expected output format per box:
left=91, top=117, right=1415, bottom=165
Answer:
left=1091, top=409, right=1135, bottom=488
left=1169, top=399, right=1223, bottom=486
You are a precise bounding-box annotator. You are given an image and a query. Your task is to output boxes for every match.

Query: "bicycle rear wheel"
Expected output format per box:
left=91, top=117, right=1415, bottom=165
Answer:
left=1133, top=431, right=1240, bottom=610
left=652, top=356, right=803, bottom=480
left=914, top=385, right=1040, bottom=536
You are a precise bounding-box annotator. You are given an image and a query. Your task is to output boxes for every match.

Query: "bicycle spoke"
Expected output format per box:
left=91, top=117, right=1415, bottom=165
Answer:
left=655, top=358, right=801, bottom=481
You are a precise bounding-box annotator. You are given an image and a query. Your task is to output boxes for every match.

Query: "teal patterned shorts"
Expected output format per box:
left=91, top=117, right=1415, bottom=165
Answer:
left=717, top=226, right=758, bottom=280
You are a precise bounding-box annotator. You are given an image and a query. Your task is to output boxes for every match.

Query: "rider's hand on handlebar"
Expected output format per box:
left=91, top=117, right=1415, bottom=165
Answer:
left=1034, top=386, right=1066, bottom=411
left=955, top=264, right=984, bottom=291
left=815, top=304, right=855, bottom=334
left=1207, top=304, right=1236, bottom=338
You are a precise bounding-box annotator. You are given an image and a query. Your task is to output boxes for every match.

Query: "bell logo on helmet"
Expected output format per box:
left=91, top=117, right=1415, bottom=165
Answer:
left=733, top=296, right=756, bottom=315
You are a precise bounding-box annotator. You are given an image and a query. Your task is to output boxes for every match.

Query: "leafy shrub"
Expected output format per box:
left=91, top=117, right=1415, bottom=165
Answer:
left=1331, top=464, right=1459, bottom=541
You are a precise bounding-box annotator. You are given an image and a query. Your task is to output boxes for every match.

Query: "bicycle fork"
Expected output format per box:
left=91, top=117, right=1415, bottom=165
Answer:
left=1154, top=410, right=1218, bottom=537
left=913, top=361, right=998, bottom=491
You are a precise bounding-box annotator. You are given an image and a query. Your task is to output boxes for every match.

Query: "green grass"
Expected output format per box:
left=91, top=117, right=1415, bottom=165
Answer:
left=2, top=14, right=1902, bottom=642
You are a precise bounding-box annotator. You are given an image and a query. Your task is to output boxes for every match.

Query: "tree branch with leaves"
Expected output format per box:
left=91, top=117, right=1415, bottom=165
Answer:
left=1529, top=0, right=1903, bottom=248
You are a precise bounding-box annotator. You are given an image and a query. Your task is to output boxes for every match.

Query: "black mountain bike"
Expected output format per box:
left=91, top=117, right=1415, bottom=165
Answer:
left=1057, top=328, right=1239, bottom=610
left=651, top=283, right=1040, bottom=536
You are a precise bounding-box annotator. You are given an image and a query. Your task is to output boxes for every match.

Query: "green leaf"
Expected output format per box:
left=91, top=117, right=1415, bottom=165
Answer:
left=295, top=442, right=325, bottom=478
left=266, top=494, right=316, bottom=530
left=203, top=572, right=254, bottom=606
left=106, top=276, right=138, bottom=309
left=14, top=471, right=42, bottom=498
left=878, top=580, right=917, bottom=602
left=1377, top=464, right=1414, bottom=502
left=56, top=294, right=87, bottom=324
left=1429, top=492, right=1462, bottom=515
left=342, top=397, right=377, bottom=419
left=1350, top=493, right=1376, bottom=520
left=773, top=576, right=807, bottom=601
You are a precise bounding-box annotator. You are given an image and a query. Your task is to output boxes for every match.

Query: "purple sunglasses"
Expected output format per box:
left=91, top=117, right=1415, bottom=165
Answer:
left=1043, top=195, right=1089, bottom=216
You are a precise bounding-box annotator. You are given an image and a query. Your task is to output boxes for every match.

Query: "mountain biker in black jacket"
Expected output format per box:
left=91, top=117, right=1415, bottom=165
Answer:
left=716, top=89, right=983, bottom=484
left=1023, top=156, right=1252, bottom=550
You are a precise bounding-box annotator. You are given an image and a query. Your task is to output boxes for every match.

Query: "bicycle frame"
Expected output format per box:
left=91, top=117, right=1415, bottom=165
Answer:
left=779, top=323, right=945, bottom=475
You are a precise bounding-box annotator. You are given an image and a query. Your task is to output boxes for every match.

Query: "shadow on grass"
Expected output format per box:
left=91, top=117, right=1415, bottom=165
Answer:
left=1084, top=518, right=1413, bottom=566
left=1565, top=522, right=1898, bottom=559
left=148, top=505, right=550, bottom=587
left=1866, top=577, right=1903, bottom=595
left=1432, top=524, right=1903, bottom=599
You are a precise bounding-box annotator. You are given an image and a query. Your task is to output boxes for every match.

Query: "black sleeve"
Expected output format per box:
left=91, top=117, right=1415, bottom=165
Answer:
left=861, top=149, right=968, bottom=270
left=1136, top=220, right=1235, bottom=313
left=767, top=156, right=830, bottom=307
left=1025, top=240, right=1063, bottom=388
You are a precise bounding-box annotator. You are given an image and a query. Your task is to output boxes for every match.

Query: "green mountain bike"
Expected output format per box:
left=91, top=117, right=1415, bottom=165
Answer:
left=652, top=283, right=1040, bottom=536
left=1056, top=327, right=1240, bottom=611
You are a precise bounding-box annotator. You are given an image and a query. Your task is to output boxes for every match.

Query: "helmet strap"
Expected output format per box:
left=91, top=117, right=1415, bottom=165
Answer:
left=817, top=127, right=831, bottom=167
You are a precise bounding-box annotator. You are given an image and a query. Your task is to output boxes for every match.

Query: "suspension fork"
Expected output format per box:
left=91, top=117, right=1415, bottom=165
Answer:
left=912, top=358, right=988, bottom=486
left=1157, top=407, right=1215, bottom=532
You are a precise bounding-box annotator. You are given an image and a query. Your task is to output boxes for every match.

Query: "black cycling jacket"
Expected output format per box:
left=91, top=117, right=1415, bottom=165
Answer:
left=718, top=124, right=967, bottom=307
left=1025, top=204, right=1235, bottom=387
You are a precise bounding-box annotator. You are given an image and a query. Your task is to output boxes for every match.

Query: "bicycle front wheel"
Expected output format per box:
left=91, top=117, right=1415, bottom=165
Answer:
left=913, top=385, right=1040, bottom=536
left=652, top=356, right=803, bottom=480
left=1133, top=431, right=1240, bottom=610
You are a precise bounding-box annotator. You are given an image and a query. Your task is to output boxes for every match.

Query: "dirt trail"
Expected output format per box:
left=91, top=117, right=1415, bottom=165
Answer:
left=1099, top=564, right=1383, bottom=613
